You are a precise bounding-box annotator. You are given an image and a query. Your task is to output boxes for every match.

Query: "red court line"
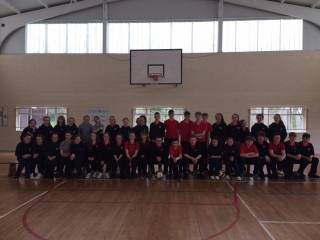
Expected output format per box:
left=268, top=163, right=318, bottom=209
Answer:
left=41, top=200, right=233, bottom=206
left=21, top=181, right=239, bottom=240
left=204, top=183, right=240, bottom=240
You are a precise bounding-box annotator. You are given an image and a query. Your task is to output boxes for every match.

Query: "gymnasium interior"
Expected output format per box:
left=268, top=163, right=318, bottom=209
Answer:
left=0, top=0, right=320, bottom=239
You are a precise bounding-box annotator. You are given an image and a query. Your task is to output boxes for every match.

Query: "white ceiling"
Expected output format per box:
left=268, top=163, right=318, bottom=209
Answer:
left=0, top=0, right=319, bottom=18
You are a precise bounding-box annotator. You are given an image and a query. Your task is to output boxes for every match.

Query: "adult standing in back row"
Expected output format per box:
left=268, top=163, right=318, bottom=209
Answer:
left=79, top=115, right=93, bottom=144
left=269, top=114, right=287, bottom=142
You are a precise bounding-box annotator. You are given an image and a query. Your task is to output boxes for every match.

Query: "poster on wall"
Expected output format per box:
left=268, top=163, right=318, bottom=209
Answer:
left=88, top=107, right=108, bottom=127
left=0, top=106, right=8, bottom=127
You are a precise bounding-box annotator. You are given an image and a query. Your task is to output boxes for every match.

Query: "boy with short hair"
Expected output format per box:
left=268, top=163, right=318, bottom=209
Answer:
left=105, top=115, right=120, bottom=143
left=45, top=133, right=60, bottom=179
left=178, top=111, right=193, bottom=151
left=191, top=112, right=207, bottom=156
left=15, top=133, right=33, bottom=179
left=37, top=116, right=53, bottom=143
left=59, top=131, right=73, bottom=177
left=251, top=114, right=269, bottom=140
left=269, top=133, right=287, bottom=178
left=69, top=135, right=86, bottom=178
left=255, top=132, right=273, bottom=178
left=164, top=110, right=179, bottom=151
left=79, top=115, right=93, bottom=144
left=202, top=113, right=212, bottom=144
left=285, top=132, right=306, bottom=179
left=169, top=140, right=183, bottom=179
left=125, top=132, right=140, bottom=178
left=207, top=136, right=223, bottom=180
left=223, top=136, right=241, bottom=181
left=120, top=117, right=131, bottom=142
left=299, top=133, right=319, bottom=178
left=149, top=112, right=165, bottom=141
left=150, top=137, right=168, bottom=178
left=183, top=136, right=205, bottom=179
left=240, top=135, right=259, bottom=177
left=31, top=134, right=46, bottom=179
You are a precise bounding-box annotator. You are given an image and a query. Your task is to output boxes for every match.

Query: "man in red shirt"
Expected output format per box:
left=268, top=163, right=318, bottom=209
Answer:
left=240, top=135, right=259, bottom=177
left=202, top=113, right=212, bottom=144
left=191, top=112, right=207, bottom=156
left=169, top=140, right=183, bottom=179
left=269, top=133, right=287, bottom=178
left=164, top=109, right=179, bottom=151
left=178, top=111, right=193, bottom=151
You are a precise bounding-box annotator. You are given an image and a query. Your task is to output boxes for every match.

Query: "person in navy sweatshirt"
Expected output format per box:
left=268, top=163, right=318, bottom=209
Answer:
left=15, top=133, right=33, bottom=179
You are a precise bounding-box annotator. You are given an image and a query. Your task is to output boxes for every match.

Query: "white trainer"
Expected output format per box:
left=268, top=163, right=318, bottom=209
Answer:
left=85, top=173, right=91, bottom=179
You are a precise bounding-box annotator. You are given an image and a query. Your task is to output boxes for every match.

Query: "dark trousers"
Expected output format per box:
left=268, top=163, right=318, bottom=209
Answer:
left=208, top=157, right=222, bottom=176
left=270, top=157, right=291, bottom=177
left=58, top=157, right=68, bottom=176
left=305, top=157, right=319, bottom=176
left=128, top=157, right=138, bottom=178
left=224, top=156, right=241, bottom=177
left=286, top=157, right=307, bottom=177
left=30, top=157, right=45, bottom=176
left=45, top=158, right=58, bottom=179
left=240, top=157, right=259, bottom=176
left=182, top=157, right=206, bottom=176
left=169, top=158, right=183, bottom=177
left=138, top=156, right=148, bottom=177
left=257, top=156, right=274, bottom=177
left=150, top=157, right=169, bottom=174
left=65, top=157, right=83, bottom=178
left=15, top=158, right=31, bottom=178
left=119, top=156, right=129, bottom=178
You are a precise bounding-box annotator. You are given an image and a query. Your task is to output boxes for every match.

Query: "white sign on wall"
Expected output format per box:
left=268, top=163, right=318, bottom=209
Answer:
left=88, top=107, right=108, bottom=127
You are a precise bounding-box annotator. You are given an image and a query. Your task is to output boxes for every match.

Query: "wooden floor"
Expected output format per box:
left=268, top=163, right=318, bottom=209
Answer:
left=0, top=173, right=320, bottom=240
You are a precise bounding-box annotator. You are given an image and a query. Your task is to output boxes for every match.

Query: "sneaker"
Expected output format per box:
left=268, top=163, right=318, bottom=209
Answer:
left=226, top=175, right=231, bottom=180
left=210, top=176, right=215, bottom=180
left=36, top=173, right=43, bottom=179
left=215, top=176, right=220, bottom=180
left=85, top=173, right=91, bottom=179
left=96, top=172, right=102, bottom=179
left=105, top=172, right=110, bottom=179
left=236, top=176, right=242, bottom=181
left=30, top=175, right=35, bottom=180
left=278, top=171, right=284, bottom=177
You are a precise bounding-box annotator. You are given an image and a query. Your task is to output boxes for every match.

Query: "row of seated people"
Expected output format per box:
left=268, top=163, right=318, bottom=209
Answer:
left=15, top=128, right=319, bottom=180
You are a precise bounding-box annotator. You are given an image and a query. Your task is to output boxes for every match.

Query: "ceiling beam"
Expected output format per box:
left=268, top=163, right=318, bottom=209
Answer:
left=0, top=0, right=112, bottom=47
left=0, top=0, right=20, bottom=14
left=225, top=0, right=320, bottom=27
left=311, top=0, right=320, bottom=8
left=35, top=0, right=49, bottom=8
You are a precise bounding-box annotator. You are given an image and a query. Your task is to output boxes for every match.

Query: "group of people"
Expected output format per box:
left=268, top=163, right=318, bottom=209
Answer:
left=15, top=110, right=319, bottom=181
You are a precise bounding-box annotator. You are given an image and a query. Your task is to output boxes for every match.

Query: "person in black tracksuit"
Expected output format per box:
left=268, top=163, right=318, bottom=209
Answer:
left=31, top=135, right=46, bottom=178
left=37, top=116, right=54, bottom=143
left=69, top=135, right=86, bottom=178
left=299, top=133, right=319, bottom=178
left=45, top=133, right=60, bottom=179
left=133, top=116, right=149, bottom=142
left=285, top=132, right=307, bottom=179
left=150, top=137, right=168, bottom=176
left=239, top=120, right=250, bottom=143
left=211, top=113, right=228, bottom=144
left=119, top=117, right=132, bottom=142
left=149, top=112, right=165, bottom=141
left=138, top=132, right=151, bottom=177
left=105, top=116, right=120, bottom=144
left=85, top=132, right=101, bottom=178
left=53, top=116, right=67, bottom=142
left=183, top=136, right=205, bottom=178
left=66, top=117, right=79, bottom=138
left=223, top=136, right=241, bottom=179
left=251, top=114, right=269, bottom=141
left=111, top=134, right=126, bottom=178
left=100, top=133, right=113, bottom=178
left=15, top=134, right=33, bottom=179
left=227, top=114, right=242, bottom=144
left=269, top=114, right=287, bottom=142
left=207, top=136, right=223, bottom=179
left=255, top=132, right=274, bottom=178
left=21, top=119, right=37, bottom=142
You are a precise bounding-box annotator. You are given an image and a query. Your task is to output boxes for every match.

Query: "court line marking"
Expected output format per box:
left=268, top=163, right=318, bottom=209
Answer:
left=0, top=191, right=48, bottom=220
left=260, top=220, right=320, bottom=225
left=226, top=182, right=276, bottom=240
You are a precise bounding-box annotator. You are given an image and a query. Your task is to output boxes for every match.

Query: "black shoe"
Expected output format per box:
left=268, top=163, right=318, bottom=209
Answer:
left=308, top=175, right=320, bottom=179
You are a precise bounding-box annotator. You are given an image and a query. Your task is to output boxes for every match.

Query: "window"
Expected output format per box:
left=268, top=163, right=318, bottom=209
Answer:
left=133, top=107, right=185, bottom=126
left=26, top=23, right=103, bottom=53
left=107, top=21, right=218, bottom=53
left=249, top=107, right=307, bottom=132
left=223, top=19, right=303, bottom=52
left=16, top=107, right=67, bottom=131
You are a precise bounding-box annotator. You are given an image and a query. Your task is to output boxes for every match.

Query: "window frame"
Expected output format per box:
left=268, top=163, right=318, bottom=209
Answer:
left=15, top=106, right=68, bottom=131
left=133, top=106, right=185, bottom=126
left=249, top=106, right=307, bottom=133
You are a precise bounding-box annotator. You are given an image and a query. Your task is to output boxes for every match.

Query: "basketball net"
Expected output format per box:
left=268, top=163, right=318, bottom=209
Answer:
left=149, top=73, right=161, bottom=82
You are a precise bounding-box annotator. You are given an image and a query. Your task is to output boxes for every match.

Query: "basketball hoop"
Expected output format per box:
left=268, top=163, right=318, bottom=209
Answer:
left=149, top=73, right=161, bottom=82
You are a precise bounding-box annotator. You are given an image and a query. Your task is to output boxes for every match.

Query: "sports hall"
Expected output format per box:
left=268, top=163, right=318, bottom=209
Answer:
left=0, top=0, right=320, bottom=239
